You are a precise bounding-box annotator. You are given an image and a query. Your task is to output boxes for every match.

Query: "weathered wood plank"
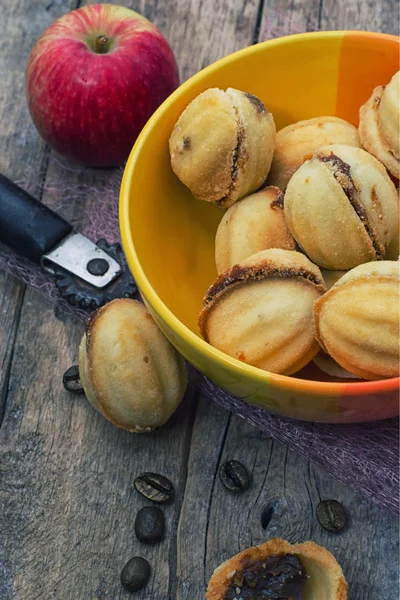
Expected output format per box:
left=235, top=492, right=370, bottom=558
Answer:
left=0, top=291, right=199, bottom=600
left=1, top=1, right=399, bottom=599
left=0, top=0, right=78, bottom=429
left=259, top=0, right=321, bottom=40
left=0, top=273, right=24, bottom=425
left=199, top=412, right=399, bottom=599
left=259, top=0, right=399, bottom=38
left=0, top=0, right=261, bottom=599
left=177, top=2, right=399, bottom=599
left=131, top=0, right=261, bottom=81
left=320, top=0, right=399, bottom=34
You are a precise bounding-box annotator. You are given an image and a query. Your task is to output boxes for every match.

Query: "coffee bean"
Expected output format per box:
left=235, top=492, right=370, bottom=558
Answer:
left=316, top=500, right=347, bottom=533
left=135, top=506, right=165, bottom=544
left=121, top=557, right=151, bottom=592
left=219, top=460, right=250, bottom=493
left=134, top=472, right=175, bottom=504
left=62, top=365, right=84, bottom=395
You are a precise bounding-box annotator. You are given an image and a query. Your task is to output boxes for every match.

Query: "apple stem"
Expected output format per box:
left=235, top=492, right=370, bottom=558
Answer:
left=94, top=35, right=110, bottom=54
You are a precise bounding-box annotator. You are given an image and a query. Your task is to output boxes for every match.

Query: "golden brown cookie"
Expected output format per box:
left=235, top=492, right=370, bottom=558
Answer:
left=313, top=351, right=360, bottom=379
left=284, top=144, right=399, bottom=269
left=169, top=88, right=276, bottom=208
left=215, top=186, right=295, bottom=274
left=359, top=71, right=400, bottom=179
left=314, top=261, right=400, bottom=380
left=206, top=538, right=348, bottom=600
left=79, top=299, right=188, bottom=431
left=199, top=249, right=326, bottom=375
left=267, top=115, right=361, bottom=190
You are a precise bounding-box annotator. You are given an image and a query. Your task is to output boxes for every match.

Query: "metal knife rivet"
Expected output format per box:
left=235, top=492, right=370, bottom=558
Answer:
left=87, top=258, right=110, bottom=276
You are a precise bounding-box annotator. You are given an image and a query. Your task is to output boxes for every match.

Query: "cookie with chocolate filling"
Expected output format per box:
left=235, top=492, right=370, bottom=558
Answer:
left=215, top=186, right=296, bottom=274
left=284, top=144, right=399, bottom=270
left=206, top=537, right=348, bottom=600
left=267, top=116, right=361, bottom=190
left=199, top=249, right=326, bottom=375
left=314, top=260, right=400, bottom=380
left=359, top=71, right=400, bottom=179
left=169, top=88, right=276, bottom=208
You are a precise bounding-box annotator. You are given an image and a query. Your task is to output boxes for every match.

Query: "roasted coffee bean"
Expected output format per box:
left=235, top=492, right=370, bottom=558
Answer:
left=134, top=472, right=175, bottom=504
left=62, top=365, right=84, bottom=395
left=120, top=556, right=151, bottom=592
left=135, top=506, right=165, bottom=544
left=219, top=460, right=250, bottom=493
left=316, top=499, right=347, bottom=533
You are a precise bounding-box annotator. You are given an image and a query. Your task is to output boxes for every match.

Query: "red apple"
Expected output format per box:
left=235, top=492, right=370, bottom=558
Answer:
left=25, top=4, right=179, bottom=167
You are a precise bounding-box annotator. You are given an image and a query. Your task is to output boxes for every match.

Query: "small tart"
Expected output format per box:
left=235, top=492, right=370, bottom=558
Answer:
left=79, top=299, right=187, bottom=431
left=169, top=87, right=276, bottom=208
left=284, top=144, right=399, bottom=269
left=359, top=71, right=400, bottom=179
left=314, top=261, right=400, bottom=380
left=267, top=115, right=360, bottom=191
left=199, top=249, right=326, bottom=375
left=215, top=186, right=295, bottom=274
left=206, top=538, right=348, bottom=600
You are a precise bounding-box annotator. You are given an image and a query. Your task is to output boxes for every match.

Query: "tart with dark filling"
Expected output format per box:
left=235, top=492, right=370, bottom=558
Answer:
left=206, top=538, right=348, bottom=600
left=198, top=248, right=326, bottom=375
left=284, top=144, right=399, bottom=270
left=169, top=87, right=276, bottom=208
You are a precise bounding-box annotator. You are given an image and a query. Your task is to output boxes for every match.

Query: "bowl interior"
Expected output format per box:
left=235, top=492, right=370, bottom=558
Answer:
left=122, top=31, right=399, bottom=387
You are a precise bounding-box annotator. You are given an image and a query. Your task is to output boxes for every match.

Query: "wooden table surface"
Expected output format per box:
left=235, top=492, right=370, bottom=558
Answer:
left=0, top=1, right=399, bottom=599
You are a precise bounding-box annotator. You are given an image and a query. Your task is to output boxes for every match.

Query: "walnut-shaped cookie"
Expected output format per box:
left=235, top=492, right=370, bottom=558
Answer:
left=199, top=249, right=326, bottom=375
left=267, top=115, right=360, bottom=190
left=169, top=87, right=276, bottom=208
left=79, top=299, right=188, bottom=432
left=359, top=70, right=400, bottom=179
left=206, top=537, right=348, bottom=600
left=284, top=144, right=399, bottom=270
left=215, top=186, right=295, bottom=274
left=314, top=261, right=400, bottom=380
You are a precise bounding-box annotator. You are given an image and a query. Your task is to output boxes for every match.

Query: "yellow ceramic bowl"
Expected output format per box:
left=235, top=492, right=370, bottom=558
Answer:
left=120, top=31, right=400, bottom=423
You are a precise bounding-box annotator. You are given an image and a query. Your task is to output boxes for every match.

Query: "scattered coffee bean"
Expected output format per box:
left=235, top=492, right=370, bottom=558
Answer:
left=219, top=460, right=250, bottom=493
left=121, top=556, right=151, bottom=592
left=62, top=365, right=84, bottom=395
left=134, top=472, right=175, bottom=504
left=316, top=499, right=347, bottom=533
left=135, top=506, right=165, bottom=544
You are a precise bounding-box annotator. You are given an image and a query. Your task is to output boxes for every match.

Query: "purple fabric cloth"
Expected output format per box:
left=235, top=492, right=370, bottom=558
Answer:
left=1, top=158, right=398, bottom=515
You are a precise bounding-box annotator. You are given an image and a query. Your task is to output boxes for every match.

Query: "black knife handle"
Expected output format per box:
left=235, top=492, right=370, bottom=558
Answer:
left=0, top=174, right=73, bottom=264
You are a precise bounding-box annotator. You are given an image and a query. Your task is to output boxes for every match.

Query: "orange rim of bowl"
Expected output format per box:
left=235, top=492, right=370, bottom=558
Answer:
left=120, top=30, right=400, bottom=398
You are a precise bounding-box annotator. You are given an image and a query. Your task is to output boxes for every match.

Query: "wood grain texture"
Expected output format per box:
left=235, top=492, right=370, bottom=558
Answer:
left=0, top=0, right=78, bottom=426
left=320, top=0, right=399, bottom=34
left=0, top=273, right=24, bottom=425
left=0, top=0, right=399, bottom=599
left=184, top=408, right=399, bottom=599
left=259, top=0, right=321, bottom=40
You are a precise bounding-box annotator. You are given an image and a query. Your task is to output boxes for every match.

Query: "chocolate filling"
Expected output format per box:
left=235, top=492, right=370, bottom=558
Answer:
left=216, top=107, right=245, bottom=207
left=244, top=92, right=267, bottom=113
left=224, top=553, right=308, bottom=600
left=270, top=190, right=285, bottom=209
left=318, top=152, right=385, bottom=259
left=203, top=263, right=323, bottom=307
